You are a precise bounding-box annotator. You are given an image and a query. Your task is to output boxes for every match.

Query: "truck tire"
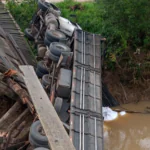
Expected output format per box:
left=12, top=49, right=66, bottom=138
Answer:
left=49, top=42, right=71, bottom=57
left=38, top=0, right=52, bottom=11
left=36, top=68, right=45, bottom=78
left=45, top=13, right=58, bottom=27
left=29, top=121, right=49, bottom=146
left=54, top=97, right=63, bottom=114
left=37, top=61, right=49, bottom=74
left=48, top=50, right=59, bottom=63
left=24, top=28, right=34, bottom=41
left=41, top=74, right=51, bottom=88
left=44, top=36, right=51, bottom=46
left=45, top=30, right=66, bottom=42
left=29, top=134, right=49, bottom=149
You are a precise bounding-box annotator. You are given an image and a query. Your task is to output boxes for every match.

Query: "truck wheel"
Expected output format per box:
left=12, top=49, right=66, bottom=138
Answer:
left=37, top=61, right=49, bottom=74
left=45, top=29, right=66, bottom=42
left=48, top=50, right=59, bottom=63
left=38, top=0, right=52, bottom=11
left=24, top=28, right=34, bottom=41
left=36, top=68, right=45, bottom=78
left=29, top=134, right=49, bottom=149
left=45, top=14, right=58, bottom=27
left=44, top=36, right=52, bottom=46
left=41, top=74, right=51, bottom=88
left=54, top=97, right=63, bottom=114
left=29, top=121, right=49, bottom=146
left=50, top=42, right=71, bottom=57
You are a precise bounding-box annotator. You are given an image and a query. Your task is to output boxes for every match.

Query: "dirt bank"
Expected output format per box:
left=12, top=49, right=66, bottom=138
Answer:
left=103, top=69, right=150, bottom=104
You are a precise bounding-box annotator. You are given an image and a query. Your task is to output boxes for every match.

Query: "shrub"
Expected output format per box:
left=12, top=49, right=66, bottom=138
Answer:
left=7, top=0, right=37, bottom=31
left=102, top=0, right=150, bottom=53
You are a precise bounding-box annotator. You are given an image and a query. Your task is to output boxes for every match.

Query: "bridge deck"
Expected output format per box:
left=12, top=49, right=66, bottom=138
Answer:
left=0, top=2, right=35, bottom=66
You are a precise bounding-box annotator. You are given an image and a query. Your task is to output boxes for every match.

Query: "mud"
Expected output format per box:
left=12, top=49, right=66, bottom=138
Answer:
left=104, top=101, right=150, bottom=150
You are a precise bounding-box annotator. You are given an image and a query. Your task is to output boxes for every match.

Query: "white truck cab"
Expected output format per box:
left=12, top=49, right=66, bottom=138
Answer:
left=58, top=16, right=82, bottom=37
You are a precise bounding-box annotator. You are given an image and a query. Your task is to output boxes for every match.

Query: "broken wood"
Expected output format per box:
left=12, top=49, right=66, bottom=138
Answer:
left=4, top=109, right=30, bottom=150
left=6, top=78, right=35, bottom=114
left=0, top=80, right=16, bottom=99
left=20, top=65, right=75, bottom=150
left=11, top=121, right=26, bottom=139
left=0, top=101, right=22, bottom=128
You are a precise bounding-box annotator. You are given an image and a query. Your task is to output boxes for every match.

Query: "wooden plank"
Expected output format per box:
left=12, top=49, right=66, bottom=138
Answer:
left=19, top=65, right=75, bottom=150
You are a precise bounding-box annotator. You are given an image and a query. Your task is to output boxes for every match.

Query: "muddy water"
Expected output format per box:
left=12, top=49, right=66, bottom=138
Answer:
left=104, top=101, right=150, bottom=150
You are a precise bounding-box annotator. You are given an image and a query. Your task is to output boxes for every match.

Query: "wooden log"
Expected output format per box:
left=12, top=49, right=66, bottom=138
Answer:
left=0, top=80, right=16, bottom=99
left=0, top=101, right=22, bottom=128
left=11, top=121, right=26, bottom=139
left=6, top=78, right=35, bottom=114
left=20, top=65, right=75, bottom=150
left=7, top=109, right=30, bottom=131
left=12, top=127, right=30, bottom=144
left=4, top=109, right=30, bottom=150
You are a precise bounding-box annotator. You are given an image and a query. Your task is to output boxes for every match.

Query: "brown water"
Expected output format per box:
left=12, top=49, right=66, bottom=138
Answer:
left=104, top=101, right=150, bottom=150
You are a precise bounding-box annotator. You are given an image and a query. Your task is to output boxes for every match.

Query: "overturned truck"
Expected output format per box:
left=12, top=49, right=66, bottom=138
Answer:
left=0, top=1, right=106, bottom=150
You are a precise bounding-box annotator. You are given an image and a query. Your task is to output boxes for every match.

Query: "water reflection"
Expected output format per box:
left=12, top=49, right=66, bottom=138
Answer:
left=104, top=101, right=150, bottom=150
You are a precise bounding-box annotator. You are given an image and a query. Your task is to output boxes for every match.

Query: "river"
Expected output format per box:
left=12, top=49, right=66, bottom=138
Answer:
left=104, top=101, right=150, bottom=150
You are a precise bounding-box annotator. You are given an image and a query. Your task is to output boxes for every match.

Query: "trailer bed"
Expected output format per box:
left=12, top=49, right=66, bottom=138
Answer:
left=70, top=30, right=103, bottom=150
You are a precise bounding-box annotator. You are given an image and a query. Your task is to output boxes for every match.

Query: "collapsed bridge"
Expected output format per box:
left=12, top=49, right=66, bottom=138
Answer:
left=0, top=1, right=108, bottom=150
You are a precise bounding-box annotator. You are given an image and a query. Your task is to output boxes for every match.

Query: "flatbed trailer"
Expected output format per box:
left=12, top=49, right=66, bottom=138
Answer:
left=70, top=30, right=103, bottom=150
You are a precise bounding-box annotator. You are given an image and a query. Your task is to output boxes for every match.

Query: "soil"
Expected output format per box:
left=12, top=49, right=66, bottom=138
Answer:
left=103, top=49, right=150, bottom=104
left=103, top=70, right=150, bottom=104
left=103, top=65, right=150, bottom=104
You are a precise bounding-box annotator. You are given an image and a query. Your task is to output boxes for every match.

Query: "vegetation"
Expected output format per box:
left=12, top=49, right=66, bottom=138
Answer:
left=7, top=0, right=150, bottom=81
left=7, top=0, right=103, bottom=33
left=7, top=0, right=37, bottom=31
left=56, top=1, right=103, bottom=33
left=102, top=0, right=150, bottom=59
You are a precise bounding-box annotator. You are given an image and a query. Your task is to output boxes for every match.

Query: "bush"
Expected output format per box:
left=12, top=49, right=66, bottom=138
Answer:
left=7, top=0, right=37, bottom=31
left=102, top=0, right=150, bottom=54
